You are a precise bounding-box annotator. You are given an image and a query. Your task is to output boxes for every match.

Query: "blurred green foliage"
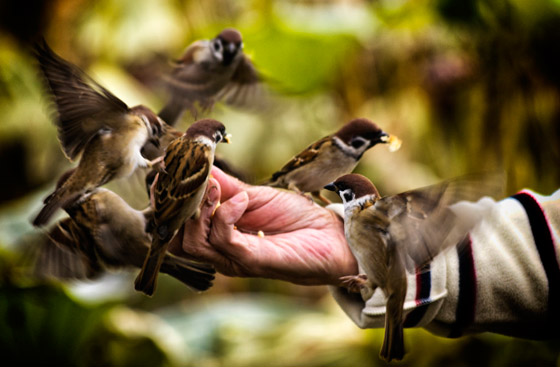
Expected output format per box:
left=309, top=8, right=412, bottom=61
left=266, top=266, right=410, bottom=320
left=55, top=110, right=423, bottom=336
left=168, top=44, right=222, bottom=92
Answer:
left=0, top=0, right=559, bottom=365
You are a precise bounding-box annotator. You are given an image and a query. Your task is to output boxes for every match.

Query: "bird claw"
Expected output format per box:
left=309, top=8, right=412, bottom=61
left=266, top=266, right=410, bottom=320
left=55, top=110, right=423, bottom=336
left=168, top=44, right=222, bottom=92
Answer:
left=340, top=274, right=369, bottom=293
left=147, top=156, right=164, bottom=169
left=286, top=183, right=314, bottom=204
left=300, top=191, right=315, bottom=204
left=312, top=191, right=331, bottom=205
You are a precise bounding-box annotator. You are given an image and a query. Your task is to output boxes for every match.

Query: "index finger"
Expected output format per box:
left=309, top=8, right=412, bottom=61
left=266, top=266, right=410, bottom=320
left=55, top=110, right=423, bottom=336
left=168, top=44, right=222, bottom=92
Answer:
left=211, top=166, right=248, bottom=201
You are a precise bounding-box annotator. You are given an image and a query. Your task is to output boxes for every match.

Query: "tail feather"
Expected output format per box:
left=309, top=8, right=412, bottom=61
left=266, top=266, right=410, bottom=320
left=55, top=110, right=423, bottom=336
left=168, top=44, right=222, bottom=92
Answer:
left=379, top=284, right=406, bottom=362
left=33, top=173, right=84, bottom=227
left=134, top=235, right=168, bottom=296
left=380, top=291, right=406, bottom=362
left=33, top=192, right=83, bottom=227
left=160, top=254, right=216, bottom=291
left=380, top=321, right=405, bottom=362
left=33, top=194, right=63, bottom=227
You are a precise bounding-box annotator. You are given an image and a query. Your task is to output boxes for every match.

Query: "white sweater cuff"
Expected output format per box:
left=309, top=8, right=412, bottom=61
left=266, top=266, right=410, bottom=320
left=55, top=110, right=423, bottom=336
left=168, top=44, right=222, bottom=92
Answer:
left=326, top=203, right=448, bottom=329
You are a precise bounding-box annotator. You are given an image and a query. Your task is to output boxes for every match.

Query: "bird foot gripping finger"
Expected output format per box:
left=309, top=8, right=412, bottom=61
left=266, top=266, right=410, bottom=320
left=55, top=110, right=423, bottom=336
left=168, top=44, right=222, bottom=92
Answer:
left=298, top=191, right=315, bottom=204
left=146, top=156, right=164, bottom=169
left=340, top=274, right=369, bottom=293
left=312, top=191, right=331, bottom=205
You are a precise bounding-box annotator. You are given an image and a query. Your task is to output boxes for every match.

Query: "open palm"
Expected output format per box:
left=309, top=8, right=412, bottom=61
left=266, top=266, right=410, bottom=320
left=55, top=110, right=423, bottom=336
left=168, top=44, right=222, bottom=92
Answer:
left=173, top=167, right=358, bottom=286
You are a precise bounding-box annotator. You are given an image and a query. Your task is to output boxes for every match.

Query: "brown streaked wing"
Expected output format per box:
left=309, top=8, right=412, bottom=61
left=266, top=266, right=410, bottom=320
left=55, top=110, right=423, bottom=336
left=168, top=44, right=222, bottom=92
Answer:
left=153, top=139, right=210, bottom=223
left=270, top=136, right=332, bottom=181
left=173, top=147, right=211, bottom=198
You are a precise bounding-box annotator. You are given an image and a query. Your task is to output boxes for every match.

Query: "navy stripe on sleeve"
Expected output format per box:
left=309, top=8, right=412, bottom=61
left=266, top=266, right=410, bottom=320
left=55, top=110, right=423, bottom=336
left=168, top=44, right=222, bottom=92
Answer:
left=512, top=192, right=560, bottom=328
left=449, top=235, right=477, bottom=338
left=404, top=264, right=431, bottom=328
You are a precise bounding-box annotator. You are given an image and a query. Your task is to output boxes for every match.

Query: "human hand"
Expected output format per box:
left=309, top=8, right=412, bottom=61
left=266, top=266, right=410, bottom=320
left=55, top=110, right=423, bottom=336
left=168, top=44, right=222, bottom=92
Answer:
left=170, top=167, right=358, bottom=286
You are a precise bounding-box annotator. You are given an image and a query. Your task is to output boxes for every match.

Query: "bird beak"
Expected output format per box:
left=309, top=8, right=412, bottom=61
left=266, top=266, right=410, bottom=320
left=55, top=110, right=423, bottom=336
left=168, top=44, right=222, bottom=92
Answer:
left=378, top=131, right=390, bottom=143
left=324, top=183, right=337, bottom=192
left=223, top=133, right=232, bottom=144
left=380, top=133, right=402, bottom=152
left=227, top=43, right=236, bottom=54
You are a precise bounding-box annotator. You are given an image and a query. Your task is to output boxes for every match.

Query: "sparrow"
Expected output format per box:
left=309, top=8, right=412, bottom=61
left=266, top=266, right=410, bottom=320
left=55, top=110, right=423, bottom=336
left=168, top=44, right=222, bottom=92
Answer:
left=158, top=28, right=261, bottom=125
left=32, top=40, right=164, bottom=226
left=325, top=174, right=492, bottom=361
left=34, top=188, right=216, bottom=291
left=141, top=120, right=247, bottom=198
left=134, top=118, right=230, bottom=296
left=265, top=118, right=400, bottom=204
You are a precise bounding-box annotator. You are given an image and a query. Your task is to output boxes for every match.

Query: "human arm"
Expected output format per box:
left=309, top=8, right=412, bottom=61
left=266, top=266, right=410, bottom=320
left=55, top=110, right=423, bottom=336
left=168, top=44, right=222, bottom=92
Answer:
left=172, top=168, right=560, bottom=338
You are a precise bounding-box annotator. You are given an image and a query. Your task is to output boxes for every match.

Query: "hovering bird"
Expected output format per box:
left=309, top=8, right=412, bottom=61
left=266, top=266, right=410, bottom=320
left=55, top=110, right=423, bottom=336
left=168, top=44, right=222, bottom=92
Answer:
left=265, top=118, right=400, bottom=204
left=32, top=41, right=164, bottom=226
left=135, top=119, right=230, bottom=296
left=35, top=188, right=215, bottom=291
left=158, top=28, right=261, bottom=125
left=325, top=173, right=494, bottom=361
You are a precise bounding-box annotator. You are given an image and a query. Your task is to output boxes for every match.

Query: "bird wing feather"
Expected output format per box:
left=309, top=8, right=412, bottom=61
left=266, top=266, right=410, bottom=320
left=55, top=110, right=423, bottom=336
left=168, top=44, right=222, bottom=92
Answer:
left=34, top=40, right=130, bottom=161
left=269, top=136, right=332, bottom=182
left=153, top=138, right=210, bottom=227
left=374, top=174, right=501, bottom=272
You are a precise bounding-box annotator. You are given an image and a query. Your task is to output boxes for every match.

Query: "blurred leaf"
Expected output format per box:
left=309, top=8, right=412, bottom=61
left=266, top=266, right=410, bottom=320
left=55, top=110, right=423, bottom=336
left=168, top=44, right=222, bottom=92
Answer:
left=245, top=24, right=360, bottom=94
left=0, top=284, right=111, bottom=366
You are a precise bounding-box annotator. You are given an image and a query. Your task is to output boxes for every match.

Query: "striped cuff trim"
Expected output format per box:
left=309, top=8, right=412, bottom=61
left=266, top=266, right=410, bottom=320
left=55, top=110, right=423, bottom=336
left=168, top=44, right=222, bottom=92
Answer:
left=512, top=191, right=560, bottom=328
left=449, top=235, right=477, bottom=338
left=404, top=264, right=432, bottom=327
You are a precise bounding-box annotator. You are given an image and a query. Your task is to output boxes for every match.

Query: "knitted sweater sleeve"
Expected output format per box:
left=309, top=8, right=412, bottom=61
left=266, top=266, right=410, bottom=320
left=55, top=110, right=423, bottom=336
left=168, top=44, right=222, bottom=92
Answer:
left=327, top=189, right=560, bottom=339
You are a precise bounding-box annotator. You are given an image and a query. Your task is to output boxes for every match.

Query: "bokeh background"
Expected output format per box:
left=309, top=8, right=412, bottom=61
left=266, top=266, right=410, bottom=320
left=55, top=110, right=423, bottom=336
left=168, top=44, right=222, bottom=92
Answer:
left=1, top=0, right=560, bottom=365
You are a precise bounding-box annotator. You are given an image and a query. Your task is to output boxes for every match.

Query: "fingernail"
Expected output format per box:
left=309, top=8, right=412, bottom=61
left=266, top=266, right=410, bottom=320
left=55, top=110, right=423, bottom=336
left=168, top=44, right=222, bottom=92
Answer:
left=204, top=185, right=217, bottom=205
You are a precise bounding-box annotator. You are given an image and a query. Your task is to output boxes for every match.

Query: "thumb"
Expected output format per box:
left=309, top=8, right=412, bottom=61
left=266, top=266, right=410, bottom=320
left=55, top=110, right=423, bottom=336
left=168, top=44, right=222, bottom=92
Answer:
left=210, top=191, right=249, bottom=247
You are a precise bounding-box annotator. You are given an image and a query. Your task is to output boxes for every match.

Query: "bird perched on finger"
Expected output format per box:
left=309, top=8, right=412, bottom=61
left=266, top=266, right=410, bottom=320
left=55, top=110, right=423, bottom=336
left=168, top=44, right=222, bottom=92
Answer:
left=141, top=120, right=247, bottom=197
left=35, top=188, right=216, bottom=291
left=31, top=40, right=164, bottom=227
left=158, top=28, right=262, bottom=125
left=325, top=173, right=495, bottom=361
left=135, top=118, right=231, bottom=296
left=265, top=118, right=400, bottom=204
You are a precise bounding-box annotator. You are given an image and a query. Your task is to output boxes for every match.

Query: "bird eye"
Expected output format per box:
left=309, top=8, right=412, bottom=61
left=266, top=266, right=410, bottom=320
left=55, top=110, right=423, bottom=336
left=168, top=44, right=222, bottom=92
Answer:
left=341, top=189, right=354, bottom=202
left=351, top=138, right=365, bottom=148
left=212, top=40, right=222, bottom=52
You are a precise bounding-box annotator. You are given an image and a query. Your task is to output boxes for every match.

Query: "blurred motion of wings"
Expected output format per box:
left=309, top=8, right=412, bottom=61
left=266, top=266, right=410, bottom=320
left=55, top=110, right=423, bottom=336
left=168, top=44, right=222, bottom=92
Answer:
left=158, top=53, right=265, bottom=124
left=379, top=172, right=505, bottom=272
left=32, top=189, right=216, bottom=292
